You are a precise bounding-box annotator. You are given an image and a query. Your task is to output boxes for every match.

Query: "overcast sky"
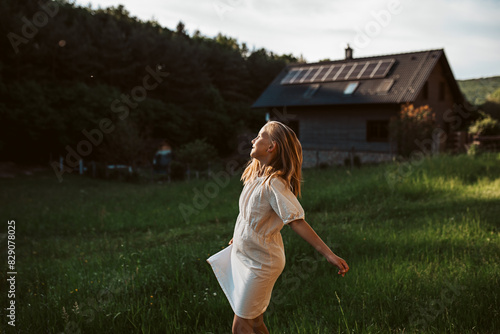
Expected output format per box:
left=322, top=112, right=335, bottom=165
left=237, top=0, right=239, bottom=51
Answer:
left=76, top=0, right=500, bottom=80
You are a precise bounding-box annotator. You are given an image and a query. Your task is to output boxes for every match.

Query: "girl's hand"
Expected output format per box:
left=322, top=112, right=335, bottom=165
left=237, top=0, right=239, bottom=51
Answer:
left=289, top=219, right=349, bottom=277
left=327, top=254, right=349, bottom=277
left=228, top=238, right=233, bottom=245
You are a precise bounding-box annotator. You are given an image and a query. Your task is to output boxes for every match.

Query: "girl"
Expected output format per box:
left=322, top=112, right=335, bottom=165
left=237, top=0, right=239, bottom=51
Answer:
left=207, top=121, right=349, bottom=334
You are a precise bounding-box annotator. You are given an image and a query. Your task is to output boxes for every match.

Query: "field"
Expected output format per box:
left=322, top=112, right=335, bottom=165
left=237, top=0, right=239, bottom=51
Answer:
left=0, top=154, right=499, bottom=333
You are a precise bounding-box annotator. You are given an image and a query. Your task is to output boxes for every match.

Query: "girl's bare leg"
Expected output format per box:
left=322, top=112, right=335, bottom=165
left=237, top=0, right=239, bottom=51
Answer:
left=232, top=313, right=269, bottom=334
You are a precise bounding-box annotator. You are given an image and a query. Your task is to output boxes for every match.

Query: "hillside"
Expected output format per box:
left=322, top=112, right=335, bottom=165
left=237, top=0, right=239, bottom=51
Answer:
left=458, top=76, right=500, bottom=105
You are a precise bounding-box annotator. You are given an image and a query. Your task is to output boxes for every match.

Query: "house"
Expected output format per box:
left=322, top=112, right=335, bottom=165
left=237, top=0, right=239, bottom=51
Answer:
left=252, top=47, right=466, bottom=167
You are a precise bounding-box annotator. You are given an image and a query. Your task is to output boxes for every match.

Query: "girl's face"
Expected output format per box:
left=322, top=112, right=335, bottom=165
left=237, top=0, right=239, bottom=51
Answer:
left=250, top=126, right=274, bottom=161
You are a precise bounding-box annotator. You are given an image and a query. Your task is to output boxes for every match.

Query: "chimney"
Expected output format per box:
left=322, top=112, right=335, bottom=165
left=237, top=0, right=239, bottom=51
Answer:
left=345, top=44, right=353, bottom=60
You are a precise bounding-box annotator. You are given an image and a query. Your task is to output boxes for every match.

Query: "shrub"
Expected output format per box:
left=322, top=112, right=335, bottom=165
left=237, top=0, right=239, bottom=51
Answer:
left=353, top=155, right=361, bottom=167
left=344, top=156, right=361, bottom=168
left=319, top=162, right=329, bottom=169
left=468, top=112, right=500, bottom=136
left=176, top=139, right=218, bottom=173
left=170, top=160, right=186, bottom=181
left=389, top=103, right=436, bottom=157
left=467, top=143, right=480, bottom=156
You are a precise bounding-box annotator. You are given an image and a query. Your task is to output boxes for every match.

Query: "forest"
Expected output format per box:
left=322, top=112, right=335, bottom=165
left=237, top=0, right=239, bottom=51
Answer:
left=0, top=0, right=297, bottom=167
left=458, top=76, right=500, bottom=106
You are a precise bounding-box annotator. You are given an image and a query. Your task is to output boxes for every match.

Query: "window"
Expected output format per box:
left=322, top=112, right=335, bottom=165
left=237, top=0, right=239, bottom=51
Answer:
left=303, top=84, right=320, bottom=99
left=366, top=120, right=389, bottom=142
left=344, top=82, right=359, bottom=95
left=376, top=79, right=394, bottom=94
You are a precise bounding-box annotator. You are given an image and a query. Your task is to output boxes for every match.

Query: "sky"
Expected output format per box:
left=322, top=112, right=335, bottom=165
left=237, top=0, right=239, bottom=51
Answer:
left=76, top=0, right=500, bottom=80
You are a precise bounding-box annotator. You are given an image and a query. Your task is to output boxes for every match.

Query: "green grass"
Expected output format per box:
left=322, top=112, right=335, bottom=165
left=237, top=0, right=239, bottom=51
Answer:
left=0, top=154, right=499, bottom=333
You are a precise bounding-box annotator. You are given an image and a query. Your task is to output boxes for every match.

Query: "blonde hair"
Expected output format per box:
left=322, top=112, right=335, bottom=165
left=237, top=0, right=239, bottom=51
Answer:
left=241, top=121, right=303, bottom=197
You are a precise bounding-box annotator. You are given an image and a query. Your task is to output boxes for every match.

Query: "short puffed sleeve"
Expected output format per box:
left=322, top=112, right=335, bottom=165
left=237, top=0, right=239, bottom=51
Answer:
left=267, top=177, right=305, bottom=224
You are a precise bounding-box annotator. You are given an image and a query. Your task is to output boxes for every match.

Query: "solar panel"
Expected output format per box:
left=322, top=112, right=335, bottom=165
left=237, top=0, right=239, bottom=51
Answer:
left=280, top=70, right=297, bottom=84
left=315, top=66, right=329, bottom=81
left=354, top=62, right=370, bottom=79
left=290, top=68, right=306, bottom=84
left=320, top=65, right=335, bottom=81
left=300, top=67, right=318, bottom=83
left=326, top=65, right=343, bottom=81
left=346, top=63, right=360, bottom=79
left=341, top=66, right=355, bottom=79
left=370, top=61, right=383, bottom=78
left=281, top=58, right=395, bottom=85
left=361, top=62, right=378, bottom=79
left=310, top=66, right=324, bottom=82
left=373, top=59, right=395, bottom=78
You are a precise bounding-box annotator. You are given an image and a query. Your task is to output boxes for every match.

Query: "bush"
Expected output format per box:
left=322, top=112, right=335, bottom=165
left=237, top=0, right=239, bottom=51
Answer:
left=319, top=162, right=329, bottom=169
left=353, top=155, right=361, bottom=167
left=344, top=155, right=361, bottom=168
left=467, top=143, right=480, bottom=156
left=170, top=161, right=186, bottom=181
left=93, top=162, right=108, bottom=179
left=469, top=112, right=500, bottom=136
left=175, top=139, right=218, bottom=173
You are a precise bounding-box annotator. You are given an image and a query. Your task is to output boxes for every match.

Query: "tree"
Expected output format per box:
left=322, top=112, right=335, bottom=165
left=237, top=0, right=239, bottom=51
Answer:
left=175, top=21, right=187, bottom=37
left=480, top=88, right=500, bottom=121
left=0, top=0, right=299, bottom=167
left=175, top=139, right=218, bottom=178
left=96, top=120, right=154, bottom=171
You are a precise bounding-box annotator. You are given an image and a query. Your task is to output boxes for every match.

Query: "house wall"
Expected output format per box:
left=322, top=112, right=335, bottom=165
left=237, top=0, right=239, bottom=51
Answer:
left=412, top=60, right=459, bottom=151
left=284, top=105, right=399, bottom=167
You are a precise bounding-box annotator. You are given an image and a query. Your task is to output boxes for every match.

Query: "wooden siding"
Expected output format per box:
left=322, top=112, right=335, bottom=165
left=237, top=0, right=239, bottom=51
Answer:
left=288, top=105, right=399, bottom=153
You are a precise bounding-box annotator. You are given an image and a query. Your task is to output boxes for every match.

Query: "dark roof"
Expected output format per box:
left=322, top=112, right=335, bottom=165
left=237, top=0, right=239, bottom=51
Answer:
left=252, top=49, right=464, bottom=108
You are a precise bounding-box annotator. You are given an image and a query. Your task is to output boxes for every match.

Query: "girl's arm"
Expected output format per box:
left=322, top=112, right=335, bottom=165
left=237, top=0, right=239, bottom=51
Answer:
left=288, top=219, right=349, bottom=276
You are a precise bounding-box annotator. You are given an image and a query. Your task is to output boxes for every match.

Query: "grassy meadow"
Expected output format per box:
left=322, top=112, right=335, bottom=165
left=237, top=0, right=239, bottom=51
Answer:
left=0, top=154, right=499, bottom=333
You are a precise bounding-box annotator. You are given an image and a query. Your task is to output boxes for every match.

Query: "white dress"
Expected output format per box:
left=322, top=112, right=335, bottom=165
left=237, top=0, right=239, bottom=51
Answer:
left=207, top=176, right=305, bottom=319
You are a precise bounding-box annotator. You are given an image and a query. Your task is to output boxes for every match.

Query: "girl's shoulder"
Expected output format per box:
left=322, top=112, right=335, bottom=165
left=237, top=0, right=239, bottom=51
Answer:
left=263, top=175, right=290, bottom=193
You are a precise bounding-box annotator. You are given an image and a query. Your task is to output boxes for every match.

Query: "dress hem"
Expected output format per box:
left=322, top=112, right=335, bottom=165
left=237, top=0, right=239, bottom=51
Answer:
left=207, top=245, right=269, bottom=320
